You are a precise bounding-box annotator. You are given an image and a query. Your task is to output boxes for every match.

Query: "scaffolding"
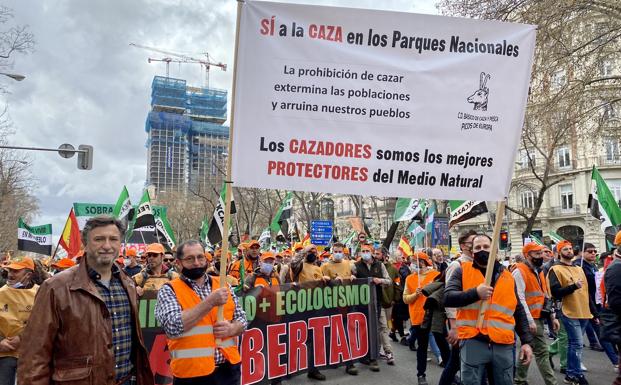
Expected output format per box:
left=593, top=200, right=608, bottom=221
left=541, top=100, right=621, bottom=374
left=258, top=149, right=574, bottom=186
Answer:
left=145, top=76, right=229, bottom=195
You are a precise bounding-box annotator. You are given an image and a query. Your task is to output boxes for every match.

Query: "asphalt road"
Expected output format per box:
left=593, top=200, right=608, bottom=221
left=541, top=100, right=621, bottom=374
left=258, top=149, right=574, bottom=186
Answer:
left=284, top=336, right=619, bottom=384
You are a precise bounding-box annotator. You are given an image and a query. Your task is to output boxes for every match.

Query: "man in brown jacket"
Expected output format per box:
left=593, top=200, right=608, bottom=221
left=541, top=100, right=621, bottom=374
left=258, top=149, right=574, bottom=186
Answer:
left=17, top=216, right=154, bottom=385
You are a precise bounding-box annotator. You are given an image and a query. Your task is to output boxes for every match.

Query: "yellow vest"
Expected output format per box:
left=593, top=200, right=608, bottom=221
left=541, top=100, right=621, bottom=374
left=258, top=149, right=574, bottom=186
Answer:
left=0, top=284, right=38, bottom=358
left=321, top=261, right=352, bottom=279
left=297, top=262, right=323, bottom=283
left=548, top=264, right=592, bottom=319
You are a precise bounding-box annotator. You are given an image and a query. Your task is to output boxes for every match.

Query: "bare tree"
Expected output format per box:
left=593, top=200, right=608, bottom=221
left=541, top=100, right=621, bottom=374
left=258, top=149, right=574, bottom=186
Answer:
left=438, top=0, right=621, bottom=235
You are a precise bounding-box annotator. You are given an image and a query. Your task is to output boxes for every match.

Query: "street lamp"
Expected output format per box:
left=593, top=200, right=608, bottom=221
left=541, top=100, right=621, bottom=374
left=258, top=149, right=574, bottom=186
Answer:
left=0, top=72, right=25, bottom=81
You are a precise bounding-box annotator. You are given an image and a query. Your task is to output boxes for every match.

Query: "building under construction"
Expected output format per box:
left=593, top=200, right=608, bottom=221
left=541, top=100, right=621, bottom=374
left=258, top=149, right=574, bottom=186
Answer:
left=145, top=76, right=229, bottom=195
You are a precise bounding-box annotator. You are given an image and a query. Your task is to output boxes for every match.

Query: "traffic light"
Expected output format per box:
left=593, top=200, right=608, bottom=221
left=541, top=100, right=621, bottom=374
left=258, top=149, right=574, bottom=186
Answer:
left=77, top=144, right=93, bottom=170
left=499, top=230, right=509, bottom=250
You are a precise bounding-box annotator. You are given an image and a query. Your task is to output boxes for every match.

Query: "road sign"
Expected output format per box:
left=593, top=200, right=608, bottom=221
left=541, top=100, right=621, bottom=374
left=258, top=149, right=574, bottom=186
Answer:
left=311, top=220, right=333, bottom=246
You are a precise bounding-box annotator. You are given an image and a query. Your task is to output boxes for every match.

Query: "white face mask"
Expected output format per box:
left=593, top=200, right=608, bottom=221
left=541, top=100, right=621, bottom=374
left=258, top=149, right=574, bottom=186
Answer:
left=361, top=252, right=372, bottom=261
left=333, top=253, right=344, bottom=261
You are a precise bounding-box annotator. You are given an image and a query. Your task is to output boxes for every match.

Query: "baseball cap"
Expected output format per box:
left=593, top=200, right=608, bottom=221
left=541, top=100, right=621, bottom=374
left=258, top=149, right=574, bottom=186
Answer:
left=261, top=252, right=276, bottom=261
left=145, top=243, right=165, bottom=254
left=52, top=258, right=76, bottom=269
left=125, top=248, right=137, bottom=257
left=413, top=252, right=432, bottom=266
left=248, top=240, right=260, bottom=248
left=204, top=251, right=213, bottom=263
left=6, top=256, right=35, bottom=271
left=615, top=230, right=621, bottom=246
left=293, top=242, right=304, bottom=251
left=522, top=242, right=544, bottom=256
left=556, top=240, right=572, bottom=253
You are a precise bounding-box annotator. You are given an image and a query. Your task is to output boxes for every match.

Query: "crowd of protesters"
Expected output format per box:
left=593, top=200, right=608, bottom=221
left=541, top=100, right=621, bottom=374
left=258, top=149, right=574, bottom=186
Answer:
left=2, top=215, right=621, bottom=385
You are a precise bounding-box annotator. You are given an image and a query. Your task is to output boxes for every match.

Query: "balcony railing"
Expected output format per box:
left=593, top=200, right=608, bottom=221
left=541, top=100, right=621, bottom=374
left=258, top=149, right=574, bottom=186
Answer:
left=600, top=155, right=621, bottom=166
left=549, top=204, right=582, bottom=217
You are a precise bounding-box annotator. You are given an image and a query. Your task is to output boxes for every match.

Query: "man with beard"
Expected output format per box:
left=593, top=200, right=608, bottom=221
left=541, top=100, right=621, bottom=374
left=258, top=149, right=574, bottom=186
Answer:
left=229, top=240, right=260, bottom=280
left=513, top=243, right=559, bottom=385
left=134, top=243, right=179, bottom=296
left=444, top=234, right=533, bottom=385
left=0, top=257, right=37, bottom=385
left=155, top=240, right=247, bottom=385
left=17, top=216, right=153, bottom=385
left=547, top=240, right=592, bottom=385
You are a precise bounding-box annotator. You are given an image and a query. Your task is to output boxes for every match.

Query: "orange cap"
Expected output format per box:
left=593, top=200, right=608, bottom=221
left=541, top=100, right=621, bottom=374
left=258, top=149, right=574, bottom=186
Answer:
left=248, top=240, right=260, bottom=248
left=145, top=243, right=165, bottom=254
left=52, top=258, right=76, bottom=269
left=5, top=256, right=34, bottom=271
left=126, top=248, right=137, bottom=257
left=522, top=242, right=544, bottom=256
left=261, top=251, right=276, bottom=261
left=413, top=252, right=432, bottom=266
left=615, top=230, right=621, bottom=246
left=239, top=242, right=249, bottom=250
left=293, top=242, right=304, bottom=251
left=344, top=248, right=350, bottom=255
left=556, top=240, right=572, bottom=253
left=204, top=251, right=213, bottom=262
left=115, top=257, right=124, bottom=265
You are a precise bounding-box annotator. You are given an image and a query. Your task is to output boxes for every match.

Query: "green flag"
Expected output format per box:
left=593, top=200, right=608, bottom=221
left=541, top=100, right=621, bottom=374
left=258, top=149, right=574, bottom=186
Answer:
left=548, top=230, right=566, bottom=244
left=113, top=186, right=134, bottom=227
left=529, top=233, right=544, bottom=246
left=408, top=223, right=425, bottom=249
left=17, top=218, right=53, bottom=255
left=449, top=200, right=488, bottom=228
left=270, top=192, right=293, bottom=236
left=393, top=198, right=424, bottom=222
left=134, top=190, right=155, bottom=229
left=155, top=215, right=176, bottom=250
left=589, top=166, right=621, bottom=231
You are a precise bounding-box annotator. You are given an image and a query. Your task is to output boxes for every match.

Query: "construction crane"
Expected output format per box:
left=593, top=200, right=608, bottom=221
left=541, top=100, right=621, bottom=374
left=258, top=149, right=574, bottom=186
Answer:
left=130, top=42, right=226, bottom=88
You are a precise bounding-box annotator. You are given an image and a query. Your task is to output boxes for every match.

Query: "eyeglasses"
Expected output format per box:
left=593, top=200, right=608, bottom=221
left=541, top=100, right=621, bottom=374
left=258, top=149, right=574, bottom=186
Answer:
left=180, top=255, right=206, bottom=263
left=585, top=249, right=597, bottom=254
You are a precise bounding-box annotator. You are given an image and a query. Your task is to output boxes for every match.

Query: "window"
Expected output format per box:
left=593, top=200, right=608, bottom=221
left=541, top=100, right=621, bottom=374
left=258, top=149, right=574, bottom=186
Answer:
left=560, top=184, right=574, bottom=211
left=520, top=191, right=535, bottom=209
left=552, top=69, right=566, bottom=90
left=557, top=146, right=571, bottom=168
left=600, top=60, right=613, bottom=77
left=604, top=138, right=620, bottom=162
left=518, top=148, right=536, bottom=169
left=608, top=180, right=621, bottom=206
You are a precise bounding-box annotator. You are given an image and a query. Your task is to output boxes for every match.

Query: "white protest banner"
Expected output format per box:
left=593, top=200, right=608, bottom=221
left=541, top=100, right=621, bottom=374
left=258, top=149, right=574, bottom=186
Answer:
left=231, top=1, right=536, bottom=201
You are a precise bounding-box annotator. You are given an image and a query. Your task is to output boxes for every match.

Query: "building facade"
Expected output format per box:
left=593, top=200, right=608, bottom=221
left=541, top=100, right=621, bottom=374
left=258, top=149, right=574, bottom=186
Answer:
left=146, top=76, right=229, bottom=196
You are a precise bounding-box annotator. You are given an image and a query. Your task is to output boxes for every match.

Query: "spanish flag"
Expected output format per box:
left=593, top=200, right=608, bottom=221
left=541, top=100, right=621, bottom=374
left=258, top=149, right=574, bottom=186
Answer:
left=302, top=232, right=311, bottom=247
left=398, top=236, right=413, bottom=257
left=59, top=208, right=81, bottom=257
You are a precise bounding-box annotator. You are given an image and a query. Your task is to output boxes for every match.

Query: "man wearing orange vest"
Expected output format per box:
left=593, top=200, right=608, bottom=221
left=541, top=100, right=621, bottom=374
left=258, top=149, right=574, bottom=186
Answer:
left=403, top=252, right=440, bottom=385
left=229, top=239, right=261, bottom=280
left=513, top=243, right=559, bottom=385
left=155, top=240, right=247, bottom=385
left=244, top=251, right=281, bottom=289
left=444, top=234, right=533, bottom=385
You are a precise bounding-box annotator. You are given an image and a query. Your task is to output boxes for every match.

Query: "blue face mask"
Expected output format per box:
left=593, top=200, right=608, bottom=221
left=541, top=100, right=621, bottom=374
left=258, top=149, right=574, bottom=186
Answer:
left=260, top=262, right=274, bottom=275
left=333, top=253, right=344, bottom=261
left=361, top=252, right=372, bottom=261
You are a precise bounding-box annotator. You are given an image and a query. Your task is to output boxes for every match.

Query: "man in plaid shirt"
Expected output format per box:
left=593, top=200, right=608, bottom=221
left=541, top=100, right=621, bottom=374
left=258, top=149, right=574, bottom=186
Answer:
left=156, top=240, right=247, bottom=385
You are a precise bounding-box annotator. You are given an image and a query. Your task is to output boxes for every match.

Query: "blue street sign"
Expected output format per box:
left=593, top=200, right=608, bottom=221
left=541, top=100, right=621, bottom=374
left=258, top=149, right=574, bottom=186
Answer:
left=311, top=220, right=333, bottom=246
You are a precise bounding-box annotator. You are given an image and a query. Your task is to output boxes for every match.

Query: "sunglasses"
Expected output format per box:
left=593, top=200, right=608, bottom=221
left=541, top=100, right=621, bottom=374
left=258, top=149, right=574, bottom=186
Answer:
left=585, top=249, right=597, bottom=254
left=163, top=258, right=174, bottom=262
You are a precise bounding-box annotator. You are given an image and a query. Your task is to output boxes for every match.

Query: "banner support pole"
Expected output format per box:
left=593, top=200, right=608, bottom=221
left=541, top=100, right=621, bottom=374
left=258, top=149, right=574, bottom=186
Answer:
left=218, top=0, right=244, bottom=323
left=476, top=199, right=506, bottom=329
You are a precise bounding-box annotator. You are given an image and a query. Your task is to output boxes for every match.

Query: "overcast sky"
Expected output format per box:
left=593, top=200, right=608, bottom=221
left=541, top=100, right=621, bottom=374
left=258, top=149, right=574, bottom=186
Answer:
left=4, top=0, right=438, bottom=238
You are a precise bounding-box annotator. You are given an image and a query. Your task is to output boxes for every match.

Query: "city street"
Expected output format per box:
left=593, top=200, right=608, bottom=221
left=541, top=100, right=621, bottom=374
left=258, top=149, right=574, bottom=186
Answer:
left=287, top=337, right=619, bottom=384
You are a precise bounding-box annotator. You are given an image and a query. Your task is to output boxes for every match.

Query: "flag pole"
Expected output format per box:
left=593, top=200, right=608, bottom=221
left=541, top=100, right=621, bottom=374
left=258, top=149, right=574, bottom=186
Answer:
left=52, top=209, right=72, bottom=260
left=476, top=200, right=506, bottom=328
left=581, top=175, right=594, bottom=268
left=218, top=0, right=244, bottom=322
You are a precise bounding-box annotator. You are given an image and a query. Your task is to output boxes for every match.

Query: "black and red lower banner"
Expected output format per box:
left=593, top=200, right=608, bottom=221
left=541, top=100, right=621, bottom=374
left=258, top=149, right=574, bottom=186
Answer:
left=139, top=278, right=378, bottom=384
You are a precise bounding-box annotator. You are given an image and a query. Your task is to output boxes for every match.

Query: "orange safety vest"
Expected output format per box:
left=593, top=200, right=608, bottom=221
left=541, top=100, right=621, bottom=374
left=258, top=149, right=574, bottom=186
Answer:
left=229, top=258, right=256, bottom=280
left=456, top=262, right=517, bottom=345
left=167, top=277, right=241, bottom=378
left=514, top=262, right=548, bottom=319
left=405, top=270, right=440, bottom=326
left=254, top=276, right=279, bottom=288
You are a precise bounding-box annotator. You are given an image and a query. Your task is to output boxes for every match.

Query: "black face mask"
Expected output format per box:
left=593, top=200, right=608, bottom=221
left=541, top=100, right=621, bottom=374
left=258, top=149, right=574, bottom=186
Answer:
left=473, top=250, right=490, bottom=267
left=531, top=258, right=544, bottom=268
left=214, top=261, right=221, bottom=272
left=306, top=253, right=317, bottom=263
left=182, top=266, right=207, bottom=280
